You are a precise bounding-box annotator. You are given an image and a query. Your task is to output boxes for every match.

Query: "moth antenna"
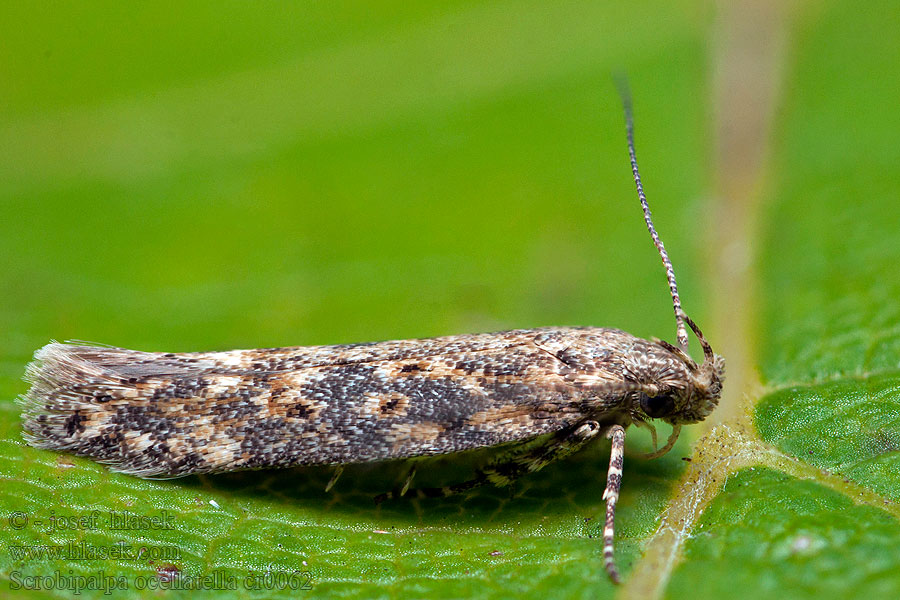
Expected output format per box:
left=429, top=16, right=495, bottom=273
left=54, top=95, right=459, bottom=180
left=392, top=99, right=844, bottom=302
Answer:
left=615, top=77, right=689, bottom=352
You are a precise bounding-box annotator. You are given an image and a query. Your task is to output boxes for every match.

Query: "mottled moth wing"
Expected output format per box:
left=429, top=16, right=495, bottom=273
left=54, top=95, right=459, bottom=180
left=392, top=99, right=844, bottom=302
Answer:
left=21, top=327, right=641, bottom=478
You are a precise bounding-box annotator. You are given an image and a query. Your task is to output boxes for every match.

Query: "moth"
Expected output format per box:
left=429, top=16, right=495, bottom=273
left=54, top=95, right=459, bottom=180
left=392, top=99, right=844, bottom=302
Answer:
left=20, top=81, right=724, bottom=584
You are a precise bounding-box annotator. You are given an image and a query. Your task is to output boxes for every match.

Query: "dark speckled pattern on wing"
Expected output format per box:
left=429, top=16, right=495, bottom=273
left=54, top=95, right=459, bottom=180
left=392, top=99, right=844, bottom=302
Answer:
left=20, top=327, right=703, bottom=478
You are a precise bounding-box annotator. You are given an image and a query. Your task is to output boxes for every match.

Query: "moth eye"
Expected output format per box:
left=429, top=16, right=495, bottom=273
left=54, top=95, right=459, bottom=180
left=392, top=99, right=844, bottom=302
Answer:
left=639, top=393, right=676, bottom=418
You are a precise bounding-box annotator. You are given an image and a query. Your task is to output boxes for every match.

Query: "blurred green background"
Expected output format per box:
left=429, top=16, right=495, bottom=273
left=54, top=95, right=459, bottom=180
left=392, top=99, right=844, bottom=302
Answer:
left=2, top=1, right=899, bottom=599
left=0, top=1, right=710, bottom=355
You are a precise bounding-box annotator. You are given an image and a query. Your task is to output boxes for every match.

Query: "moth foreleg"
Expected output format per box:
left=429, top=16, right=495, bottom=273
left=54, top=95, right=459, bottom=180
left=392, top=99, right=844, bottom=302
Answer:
left=601, top=424, right=626, bottom=584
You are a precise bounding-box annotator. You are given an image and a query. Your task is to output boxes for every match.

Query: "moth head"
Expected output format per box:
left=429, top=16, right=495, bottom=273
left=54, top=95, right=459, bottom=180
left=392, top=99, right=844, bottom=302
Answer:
left=638, top=315, right=725, bottom=426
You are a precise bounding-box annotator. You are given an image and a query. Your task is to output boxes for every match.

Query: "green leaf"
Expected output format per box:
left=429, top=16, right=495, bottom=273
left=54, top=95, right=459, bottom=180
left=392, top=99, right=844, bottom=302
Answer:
left=668, top=467, right=900, bottom=598
left=756, top=374, right=900, bottom=502
left=2, top=1, right=899, bottom=599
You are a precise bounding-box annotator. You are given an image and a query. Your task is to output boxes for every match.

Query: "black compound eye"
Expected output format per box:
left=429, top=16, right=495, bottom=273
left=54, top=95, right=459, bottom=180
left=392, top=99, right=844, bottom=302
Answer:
left=640, top=393, right=676, bottom=418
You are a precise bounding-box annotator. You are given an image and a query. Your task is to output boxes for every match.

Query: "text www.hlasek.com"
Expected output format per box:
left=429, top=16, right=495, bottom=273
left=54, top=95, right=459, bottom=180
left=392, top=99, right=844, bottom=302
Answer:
left=7, top=542, right=181, bottom=561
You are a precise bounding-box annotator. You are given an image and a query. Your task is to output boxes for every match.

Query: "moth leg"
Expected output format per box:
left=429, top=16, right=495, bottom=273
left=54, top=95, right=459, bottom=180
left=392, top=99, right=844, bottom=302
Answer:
left=399, top=464, right=417, bottom=496
left=602, top=424, right=626, bottom=584
left=372, top=461, right=425, bottom=504
left=378, top=420, right=602, bottom=502
left=324, top=465, right=344, bottom=492
left=476, top=419, right=603, bottom=488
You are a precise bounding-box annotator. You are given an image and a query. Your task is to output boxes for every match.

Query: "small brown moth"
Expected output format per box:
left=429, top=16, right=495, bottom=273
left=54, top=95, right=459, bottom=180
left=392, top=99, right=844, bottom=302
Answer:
left=20, top=81, right=723, bottom=584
